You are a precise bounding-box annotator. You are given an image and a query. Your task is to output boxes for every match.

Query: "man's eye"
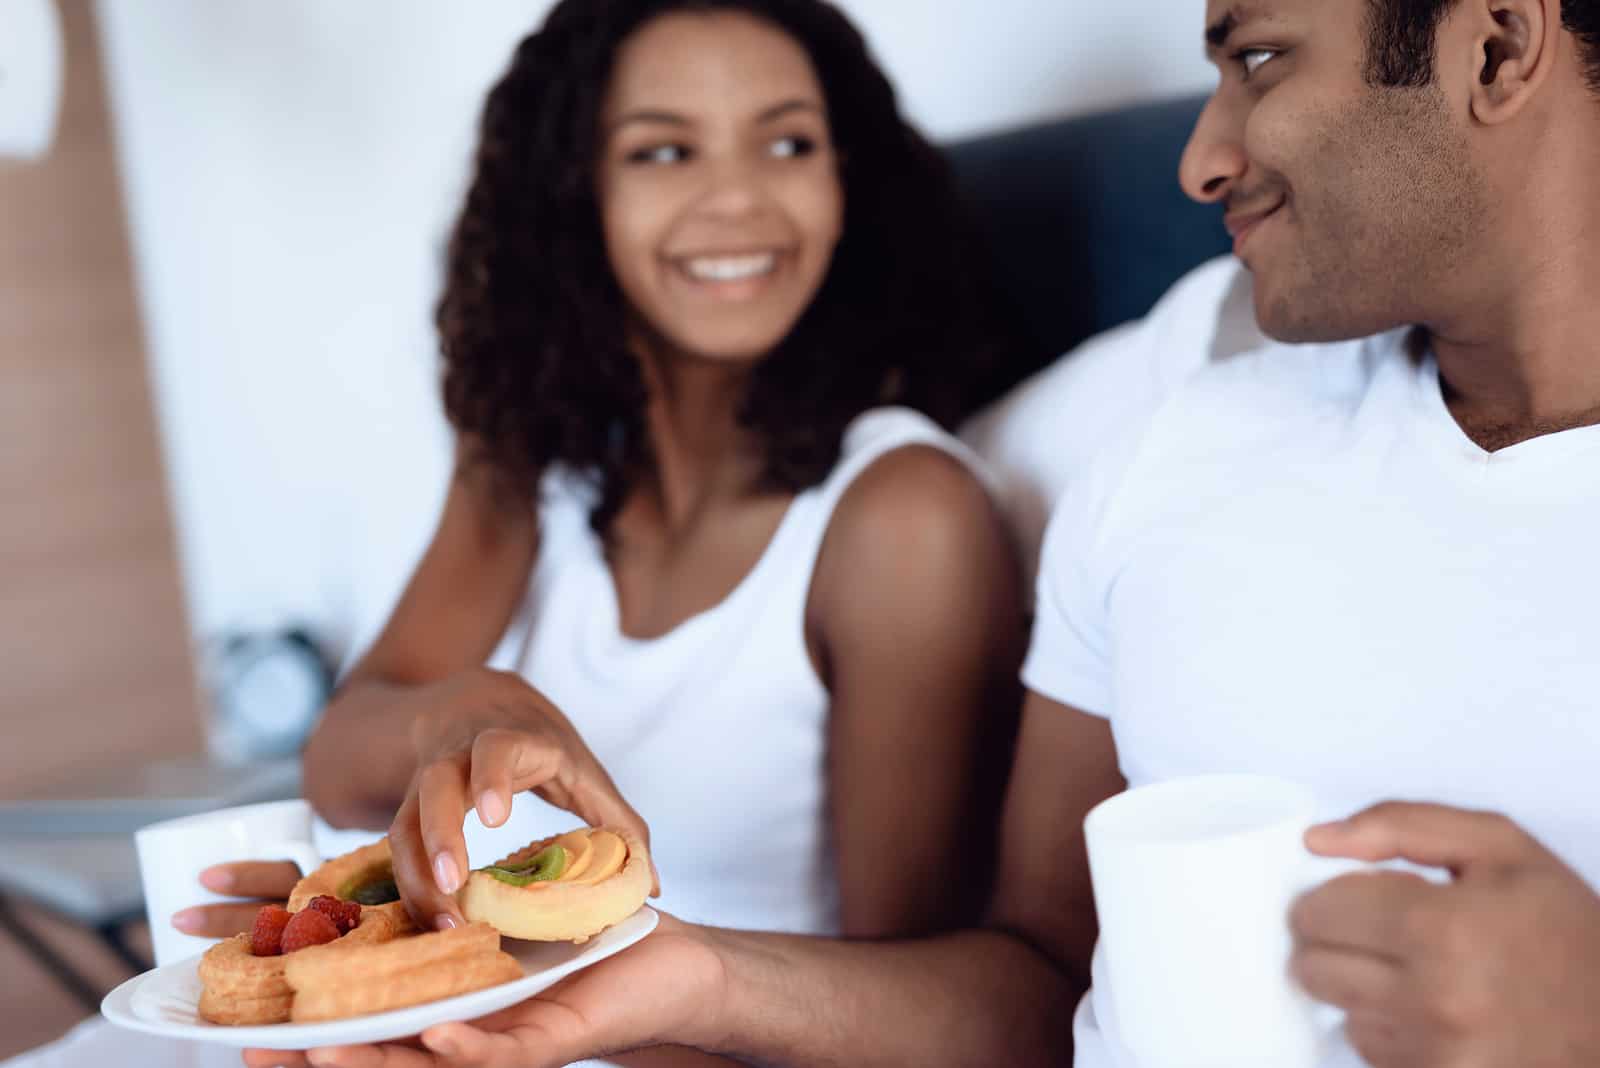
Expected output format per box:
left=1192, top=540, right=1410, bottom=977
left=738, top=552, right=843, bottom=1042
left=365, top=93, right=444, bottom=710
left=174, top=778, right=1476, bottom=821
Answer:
left=1236, top=48, right=1280, bottom=80
left=769, top=135, right=816, bottom=159
left=627, top=144, right=690, bottom=165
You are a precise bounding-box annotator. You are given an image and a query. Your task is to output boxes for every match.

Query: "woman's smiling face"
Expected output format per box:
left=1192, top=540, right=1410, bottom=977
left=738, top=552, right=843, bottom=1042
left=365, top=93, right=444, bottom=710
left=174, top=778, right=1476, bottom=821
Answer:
left=597, top=10, right=845, bottom=365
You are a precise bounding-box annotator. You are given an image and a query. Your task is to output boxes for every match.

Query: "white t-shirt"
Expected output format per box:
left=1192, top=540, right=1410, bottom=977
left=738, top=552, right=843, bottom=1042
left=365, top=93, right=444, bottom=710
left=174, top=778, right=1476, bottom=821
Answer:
left=960, top=254, right=1265, bottom=587
left=1023, top=301, right=1600, bottom=1066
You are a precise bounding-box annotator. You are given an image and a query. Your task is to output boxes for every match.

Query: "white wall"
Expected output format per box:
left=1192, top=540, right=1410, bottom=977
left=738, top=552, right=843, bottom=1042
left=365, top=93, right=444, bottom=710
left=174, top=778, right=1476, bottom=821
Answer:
left=94, top=0, right=1216, bottom=664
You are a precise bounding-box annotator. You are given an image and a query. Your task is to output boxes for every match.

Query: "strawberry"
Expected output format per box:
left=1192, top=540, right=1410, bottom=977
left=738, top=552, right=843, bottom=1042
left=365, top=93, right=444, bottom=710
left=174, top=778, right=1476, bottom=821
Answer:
left=280, top=906, right=341, bottom=953
left=307, top=894, right=363, bottom=934
left=249, top=904, right=293, bottom=957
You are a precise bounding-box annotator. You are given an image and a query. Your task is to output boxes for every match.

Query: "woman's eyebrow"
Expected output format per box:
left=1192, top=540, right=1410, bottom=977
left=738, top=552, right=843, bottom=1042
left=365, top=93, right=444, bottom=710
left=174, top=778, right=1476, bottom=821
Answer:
left=608, top=109, right=691, bottom=134
left=755, top=99, right=824, bottom=123
left=606, top=98, right=822, bottom=135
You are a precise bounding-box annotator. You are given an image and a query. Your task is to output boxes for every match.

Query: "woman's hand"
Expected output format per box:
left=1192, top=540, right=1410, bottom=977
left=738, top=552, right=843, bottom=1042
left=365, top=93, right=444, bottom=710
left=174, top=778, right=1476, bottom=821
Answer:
left=170, top=861, right=304, bottom=938
left=389, top=667, right=654, bottom=932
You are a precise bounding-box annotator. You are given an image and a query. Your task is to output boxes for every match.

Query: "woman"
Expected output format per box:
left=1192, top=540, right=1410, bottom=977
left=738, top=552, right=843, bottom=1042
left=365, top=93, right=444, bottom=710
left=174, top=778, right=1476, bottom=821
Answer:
left=205, top=2, right=1019, bottom=1064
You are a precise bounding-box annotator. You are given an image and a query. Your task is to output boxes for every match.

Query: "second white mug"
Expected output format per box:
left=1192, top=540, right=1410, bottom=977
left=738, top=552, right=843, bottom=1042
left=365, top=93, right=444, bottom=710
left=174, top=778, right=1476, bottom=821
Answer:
left=1084, top=774, right=1347, bottom=1068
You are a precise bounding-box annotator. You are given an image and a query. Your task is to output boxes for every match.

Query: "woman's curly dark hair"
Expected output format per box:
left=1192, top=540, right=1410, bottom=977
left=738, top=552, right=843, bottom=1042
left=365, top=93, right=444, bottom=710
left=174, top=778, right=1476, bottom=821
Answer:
left=438, top=0, right=1001, bottom=533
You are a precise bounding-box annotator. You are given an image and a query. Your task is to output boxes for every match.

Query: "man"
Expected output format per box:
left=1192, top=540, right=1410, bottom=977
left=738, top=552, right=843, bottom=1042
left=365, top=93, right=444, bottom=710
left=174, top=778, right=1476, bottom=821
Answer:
left=280, top=0, right=1600, bottom=1065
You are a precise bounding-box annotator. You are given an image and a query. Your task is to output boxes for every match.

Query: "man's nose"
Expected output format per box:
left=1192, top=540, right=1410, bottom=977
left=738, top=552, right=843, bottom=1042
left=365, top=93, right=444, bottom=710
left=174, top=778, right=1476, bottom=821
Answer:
left=1179, top=94, right=1247, bottom=205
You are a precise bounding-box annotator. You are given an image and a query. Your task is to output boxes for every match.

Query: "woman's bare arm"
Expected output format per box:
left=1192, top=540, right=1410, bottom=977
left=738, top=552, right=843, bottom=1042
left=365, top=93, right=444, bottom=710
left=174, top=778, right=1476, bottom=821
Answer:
left=807, top=446, right=1025, bottom=937
left=301, top=443, right=538, bottom=829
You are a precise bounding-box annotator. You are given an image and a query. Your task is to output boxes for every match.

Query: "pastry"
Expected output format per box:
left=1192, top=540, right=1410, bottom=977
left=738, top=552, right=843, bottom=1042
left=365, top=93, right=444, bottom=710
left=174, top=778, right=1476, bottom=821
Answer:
left=285, top=921, right=522, bottom=1022
left=457, top=826, right=650, bottom=943
left=196, top=898, right=398, bottom=1025
left=288, top=838, right=413, bottom=931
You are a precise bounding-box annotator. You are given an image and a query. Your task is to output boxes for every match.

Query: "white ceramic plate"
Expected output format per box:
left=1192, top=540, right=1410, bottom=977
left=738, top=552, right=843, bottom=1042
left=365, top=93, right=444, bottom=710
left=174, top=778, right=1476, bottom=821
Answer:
left=101, top=907, right=657, bottom=1050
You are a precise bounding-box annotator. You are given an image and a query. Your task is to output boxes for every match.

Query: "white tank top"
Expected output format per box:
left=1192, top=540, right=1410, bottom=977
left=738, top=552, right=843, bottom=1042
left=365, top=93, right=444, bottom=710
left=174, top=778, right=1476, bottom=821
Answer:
left=473, top=406, right=987, bottom=937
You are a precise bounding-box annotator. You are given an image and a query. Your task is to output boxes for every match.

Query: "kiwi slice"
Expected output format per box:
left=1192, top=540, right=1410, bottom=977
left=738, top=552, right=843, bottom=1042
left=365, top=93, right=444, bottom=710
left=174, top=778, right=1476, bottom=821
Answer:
left=480, top=844, right=567, bottom=887
left=349, top=877, right=401, bottom=905
left=338, top=864, right=401, bottom=905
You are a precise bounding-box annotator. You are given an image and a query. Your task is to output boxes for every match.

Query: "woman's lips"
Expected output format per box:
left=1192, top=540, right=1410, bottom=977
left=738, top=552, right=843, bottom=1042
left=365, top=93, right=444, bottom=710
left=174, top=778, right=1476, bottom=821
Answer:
left=666, top=249, right=788, bottom=302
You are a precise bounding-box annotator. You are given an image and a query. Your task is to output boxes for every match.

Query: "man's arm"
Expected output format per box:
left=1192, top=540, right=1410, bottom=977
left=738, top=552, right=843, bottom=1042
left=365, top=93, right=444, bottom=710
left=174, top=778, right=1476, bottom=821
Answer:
left=269, top=695, right=1125, bottom=1068
left=701, top=693, right=1124, bottom=1067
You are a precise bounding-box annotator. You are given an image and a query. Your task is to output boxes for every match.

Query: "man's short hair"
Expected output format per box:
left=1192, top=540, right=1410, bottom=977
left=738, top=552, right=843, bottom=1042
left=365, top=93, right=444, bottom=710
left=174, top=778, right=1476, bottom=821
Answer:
left=1365, top=0, right=1600, bottom=93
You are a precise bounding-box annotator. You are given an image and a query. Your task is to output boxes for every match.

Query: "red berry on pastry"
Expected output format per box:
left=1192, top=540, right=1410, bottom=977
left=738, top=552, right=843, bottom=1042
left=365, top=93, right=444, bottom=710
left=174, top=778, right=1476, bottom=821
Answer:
left=307, top=894, right=362, bottom=934
left=249, top=905, right=293, bottom=957
left=280, top=906, right=341, bottom=953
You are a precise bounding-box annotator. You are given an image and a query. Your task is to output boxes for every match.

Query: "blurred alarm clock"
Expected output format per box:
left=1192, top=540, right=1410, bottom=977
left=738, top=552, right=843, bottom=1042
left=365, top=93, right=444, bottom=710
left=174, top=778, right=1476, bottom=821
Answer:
left=206, top=628, right=333, bottom=763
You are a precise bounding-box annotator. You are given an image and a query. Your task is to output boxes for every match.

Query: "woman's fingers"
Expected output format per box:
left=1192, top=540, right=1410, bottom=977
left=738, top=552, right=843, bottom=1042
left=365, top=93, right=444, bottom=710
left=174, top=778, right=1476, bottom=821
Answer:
left=488, top=731, right=646, bottom=842
left=403, top=701, right=659, bottom=928
left=417, top=759, right=472, bottom=899
left=547, top=756, right=657, bottom=895
left=471, top=727, right=649, bottom=848
left=389, top=786, right=463, bottom=932
left=566, top=765, right=651, bottom=856
left=172, top=901, right=274, bottom=938
left=467, top=729, right=524, bottom=830
left=489, top=729, right=657, bottom=896
left=199, top=860, right=304, bottom=897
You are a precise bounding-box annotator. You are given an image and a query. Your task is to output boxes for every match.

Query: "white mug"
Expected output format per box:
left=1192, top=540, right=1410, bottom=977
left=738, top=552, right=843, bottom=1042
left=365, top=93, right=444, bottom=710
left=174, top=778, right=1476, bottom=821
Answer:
left=1084, top=774, right=1359, bottom=1068
left=135, top=798, right=323, bottom=966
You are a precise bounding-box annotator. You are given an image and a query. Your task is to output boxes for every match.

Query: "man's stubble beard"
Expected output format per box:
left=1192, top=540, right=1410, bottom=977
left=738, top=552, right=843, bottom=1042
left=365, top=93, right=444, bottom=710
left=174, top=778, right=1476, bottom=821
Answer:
left=1255, top=82, right=1487, bottom=345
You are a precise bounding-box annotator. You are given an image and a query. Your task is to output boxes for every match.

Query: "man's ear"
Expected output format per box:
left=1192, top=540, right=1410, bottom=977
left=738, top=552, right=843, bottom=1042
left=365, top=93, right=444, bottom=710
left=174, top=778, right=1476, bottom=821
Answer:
left=1459, top=0, right=1560, bottom=123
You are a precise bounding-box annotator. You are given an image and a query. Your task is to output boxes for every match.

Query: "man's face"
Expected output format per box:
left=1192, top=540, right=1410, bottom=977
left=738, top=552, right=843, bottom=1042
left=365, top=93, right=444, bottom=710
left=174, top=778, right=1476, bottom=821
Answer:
left=1181, top=0, right=1487, bottom=342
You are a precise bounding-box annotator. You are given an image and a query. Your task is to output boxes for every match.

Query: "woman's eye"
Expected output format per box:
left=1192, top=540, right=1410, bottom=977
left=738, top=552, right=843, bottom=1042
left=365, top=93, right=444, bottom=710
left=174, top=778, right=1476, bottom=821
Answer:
left=768, top=135, right=816, bottom=159
left=1236, top=48, right=1280, bottom=80
left=627, top=143, right=690, bottom=165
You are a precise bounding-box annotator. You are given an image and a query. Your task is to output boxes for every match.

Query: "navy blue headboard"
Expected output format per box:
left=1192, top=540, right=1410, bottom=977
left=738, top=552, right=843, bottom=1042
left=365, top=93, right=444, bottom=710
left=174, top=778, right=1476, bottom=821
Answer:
left=945, top=94, right=1230, bottom=406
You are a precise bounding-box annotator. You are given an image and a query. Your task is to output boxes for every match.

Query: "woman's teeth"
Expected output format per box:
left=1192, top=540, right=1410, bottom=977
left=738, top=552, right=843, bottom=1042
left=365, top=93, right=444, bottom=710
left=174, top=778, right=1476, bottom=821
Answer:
left=683, top=252, right=777, bottom=282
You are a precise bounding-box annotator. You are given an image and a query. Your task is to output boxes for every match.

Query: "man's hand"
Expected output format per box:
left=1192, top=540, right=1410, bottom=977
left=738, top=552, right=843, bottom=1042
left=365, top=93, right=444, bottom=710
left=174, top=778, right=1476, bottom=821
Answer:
left=243, top=913, right=727, bottom=1068
left=1290, top=801, right=1600, bottom=1068
left=391, top=667, right=656, bottom=932
left=171, top=861, right=303, bottom=938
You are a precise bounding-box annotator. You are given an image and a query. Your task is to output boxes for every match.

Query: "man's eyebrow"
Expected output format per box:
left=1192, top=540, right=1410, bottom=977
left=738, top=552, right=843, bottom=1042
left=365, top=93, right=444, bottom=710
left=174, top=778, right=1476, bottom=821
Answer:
left=1205, top=5, right=1261, bottom=54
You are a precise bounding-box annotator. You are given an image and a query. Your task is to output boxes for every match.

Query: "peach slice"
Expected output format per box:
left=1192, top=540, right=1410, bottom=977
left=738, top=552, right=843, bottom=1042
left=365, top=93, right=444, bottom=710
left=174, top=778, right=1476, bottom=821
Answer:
left=568, top=830, right=626, bottom=886
left=552, top=831, right=594, bottom=882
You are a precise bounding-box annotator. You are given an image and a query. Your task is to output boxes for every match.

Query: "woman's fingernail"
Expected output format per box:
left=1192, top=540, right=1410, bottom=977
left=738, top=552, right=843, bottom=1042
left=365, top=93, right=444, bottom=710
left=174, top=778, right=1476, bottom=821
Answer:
left=434, top=853, right=462, bottom=894
left=436, top=913, right=460, bottom=932
left=172, top=908, right=204, bottom=933
left=477, top=790, right=507, bottom=827
left=198, top=866, right=234, bottom=892
left=426, top=1035, right=459, bottom=1056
